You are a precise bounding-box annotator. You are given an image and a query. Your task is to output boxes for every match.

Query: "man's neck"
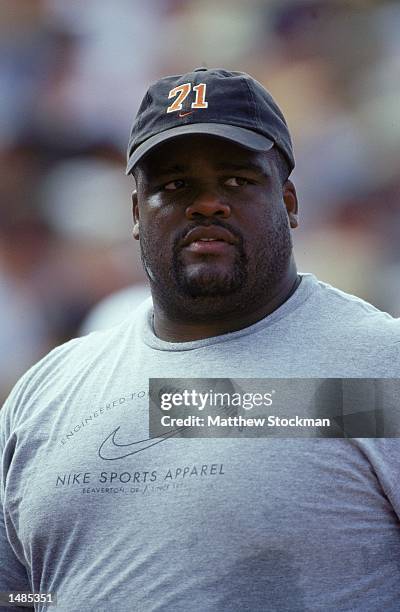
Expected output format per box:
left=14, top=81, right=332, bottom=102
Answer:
left=151, top=264, right=300, bottom=343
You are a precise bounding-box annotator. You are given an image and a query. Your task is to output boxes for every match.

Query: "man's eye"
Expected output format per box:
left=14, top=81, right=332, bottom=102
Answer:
left=224, top=177, right=250, bottom=187
left=163, top=179, right=186, bottom=191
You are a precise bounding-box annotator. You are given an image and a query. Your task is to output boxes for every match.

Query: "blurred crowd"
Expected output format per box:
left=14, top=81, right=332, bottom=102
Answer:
left=1, top=0, right=399, bottom=401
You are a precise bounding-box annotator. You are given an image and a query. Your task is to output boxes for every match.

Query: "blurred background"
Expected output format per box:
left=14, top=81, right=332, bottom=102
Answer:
left=1, top=0, right=399, bottom=401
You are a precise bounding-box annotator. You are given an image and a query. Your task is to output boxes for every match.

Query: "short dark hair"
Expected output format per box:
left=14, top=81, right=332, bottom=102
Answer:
left=272, top=147, right=291, bottom=185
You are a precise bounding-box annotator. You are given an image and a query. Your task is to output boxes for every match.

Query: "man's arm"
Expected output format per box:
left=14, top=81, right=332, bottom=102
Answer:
left=1, top=382, right=34, bottom=612
left=0, top=502, right=34, bottom=612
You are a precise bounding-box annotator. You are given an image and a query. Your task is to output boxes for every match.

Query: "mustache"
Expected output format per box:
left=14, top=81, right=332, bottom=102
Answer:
left=173, top=220, right=245, bottom=252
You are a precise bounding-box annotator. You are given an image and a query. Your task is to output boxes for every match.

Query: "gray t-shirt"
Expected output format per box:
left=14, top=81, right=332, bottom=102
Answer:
left=1, top=274, right=400, bottom=612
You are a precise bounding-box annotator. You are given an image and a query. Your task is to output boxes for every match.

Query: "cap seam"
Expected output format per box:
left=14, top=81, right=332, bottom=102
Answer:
left=242, top=78, right=261, bottom=131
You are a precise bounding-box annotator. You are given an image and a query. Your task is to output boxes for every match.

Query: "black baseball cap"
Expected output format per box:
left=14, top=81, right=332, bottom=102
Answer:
left=126, top=67, right=295, bottom=175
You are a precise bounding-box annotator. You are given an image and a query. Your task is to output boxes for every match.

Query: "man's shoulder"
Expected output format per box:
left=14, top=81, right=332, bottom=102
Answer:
left=309, top=276, right=399, bottom=333
left=39, top=318, right=134, bottom=375
left=315, top=276, right=388, bottom=312
left=307, top=277, right=400, bottom=367
left=1, top=317, right=138, bottom=429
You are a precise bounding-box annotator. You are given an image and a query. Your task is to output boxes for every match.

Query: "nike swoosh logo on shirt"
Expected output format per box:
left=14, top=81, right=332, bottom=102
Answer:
left=98, top=425, right=185, bottom=461
left=178, top=111, right=193, bottom=117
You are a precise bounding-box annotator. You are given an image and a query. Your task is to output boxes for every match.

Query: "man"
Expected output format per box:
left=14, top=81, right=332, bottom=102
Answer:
left=1, top=68, right=400, bottom=612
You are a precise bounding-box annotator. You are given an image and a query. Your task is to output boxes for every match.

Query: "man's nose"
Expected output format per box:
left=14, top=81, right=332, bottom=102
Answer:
left=185, top=189, right=231, bottom=220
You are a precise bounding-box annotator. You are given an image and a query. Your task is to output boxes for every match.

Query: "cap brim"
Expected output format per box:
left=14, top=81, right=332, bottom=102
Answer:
left=126, top=123, right=274, bottom=175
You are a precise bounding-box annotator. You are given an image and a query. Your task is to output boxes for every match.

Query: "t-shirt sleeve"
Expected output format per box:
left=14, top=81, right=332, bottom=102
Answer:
left=0, top=382, right=34, bottom=611
left=354, top=436, right=400, bottom=522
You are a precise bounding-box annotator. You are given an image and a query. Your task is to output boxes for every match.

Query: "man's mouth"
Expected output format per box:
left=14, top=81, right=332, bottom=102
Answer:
left=180, top=226, right=237, bottom=255
left=184, top=238, right=234, bottom=254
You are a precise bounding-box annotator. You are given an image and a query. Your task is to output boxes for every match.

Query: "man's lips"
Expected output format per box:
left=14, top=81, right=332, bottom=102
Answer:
left=184, top=240, right=234, bottom=254
left=180, top=226, right=237, bottom=256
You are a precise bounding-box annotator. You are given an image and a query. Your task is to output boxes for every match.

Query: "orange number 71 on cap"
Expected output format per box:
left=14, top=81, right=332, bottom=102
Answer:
left=166, top=83, right=208, bottom=113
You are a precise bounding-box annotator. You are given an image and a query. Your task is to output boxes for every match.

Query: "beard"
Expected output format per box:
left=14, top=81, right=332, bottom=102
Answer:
left=171, top=226, right=248, bottom=298
left=139, top=209, right=293, bottom=320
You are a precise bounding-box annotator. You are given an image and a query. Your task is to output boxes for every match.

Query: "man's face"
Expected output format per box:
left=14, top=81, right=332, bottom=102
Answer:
left=133, top=135, right=297, bottom=319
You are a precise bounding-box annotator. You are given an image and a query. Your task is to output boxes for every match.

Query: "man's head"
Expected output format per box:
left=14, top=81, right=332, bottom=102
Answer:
left=126, top=68, right=298, bottom=322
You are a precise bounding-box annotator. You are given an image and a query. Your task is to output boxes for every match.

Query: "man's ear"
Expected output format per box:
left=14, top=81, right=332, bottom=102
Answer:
left=283, top=180, right=299, bottom=229
left=132, top=191, right=140, bottom=240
